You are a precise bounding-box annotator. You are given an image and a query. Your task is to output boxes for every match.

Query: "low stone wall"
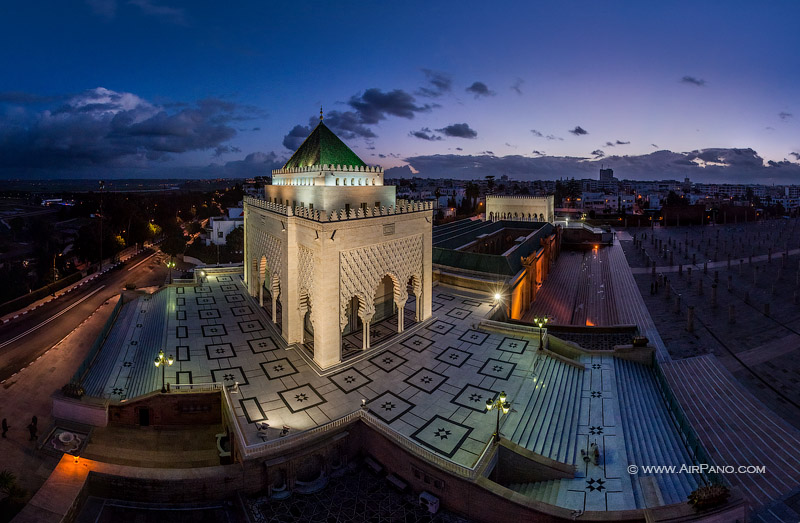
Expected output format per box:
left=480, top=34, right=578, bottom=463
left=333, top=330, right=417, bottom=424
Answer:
left=107, top=391, right=222, bottom=427
left=51, top=393, right=108, bottom=427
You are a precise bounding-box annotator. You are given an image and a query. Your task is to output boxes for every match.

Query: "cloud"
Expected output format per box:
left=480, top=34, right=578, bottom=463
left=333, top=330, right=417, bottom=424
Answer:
left=531, top=150, right=545, bottom=156
left=213, top=145, right=241, bottom=157
left=546, top=134, right=563, bottom=141
left=347, top=88, right=432, bottom=124
left=681, top=76, right=706, bottom=87
left=317, top=110, right=376, bottom=140
left=790, top=152, right=800, bottom=161
left=465, top=82, right=495, bottom=98
left=409, top=127, right=442, bottom=141
left=530, top=129, right=543, bottom=138
left=616, top=140, right=630, bottom=145
left=282, top=124, right=311, bottom=150
left=591, top=149, right=605, bottom=158
left=510, top=78, right=524, bottom=95
left=779, top=112, right=793, bottom=120
left=0, top=87, right=251, bottom=176
left=198, top=151, right=285, bottom=178
left=436, top=123, right=478, bottom=139
left=651, top=144, right=659, bottom=148
left=86, top=0, right=117, bottom=18
left=505, top=142, right=517, bottom=149
left=400, top=147, right=800, bottom=184
left=417, top=69, right=452, bottom=98
left=605, top=142, right=615, bottom=147
left=455, top=147, right=463, bottom=151
left=128, top=0, right=186, bottom=24
left=569, top=126, right=588, bottom=136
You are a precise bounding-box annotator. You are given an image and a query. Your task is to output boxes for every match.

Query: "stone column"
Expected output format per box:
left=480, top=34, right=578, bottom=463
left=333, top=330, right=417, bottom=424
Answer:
left=271, top=295, right=277, bottom=324
left=687, top=306, right=695, bottom=333
left=675, top=294, right=681, bottom=313
left=703, top=261, right=708, bottom=274
left=259, top=282, right=264, bottom=307
left=727, top=274, right=732, bottom=292
left=711, top=283, right=717, bottom=307
left=697, top=280, right=703, bottom=296
left=729, top=304, right=736, bottom=324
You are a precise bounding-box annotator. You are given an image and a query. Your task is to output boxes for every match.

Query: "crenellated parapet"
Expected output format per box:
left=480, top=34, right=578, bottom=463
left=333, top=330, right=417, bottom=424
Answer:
left=272, top=164, right=384, bottom=176
left=485, top=195, right=552, bottom=200
left=245, top=196, right=433, bottom=223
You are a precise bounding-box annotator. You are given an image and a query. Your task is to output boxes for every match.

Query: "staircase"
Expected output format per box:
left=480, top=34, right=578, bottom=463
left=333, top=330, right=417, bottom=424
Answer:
left=615, top=358, right=701, bottom=506
left=506, top=354, right=583, bottom=464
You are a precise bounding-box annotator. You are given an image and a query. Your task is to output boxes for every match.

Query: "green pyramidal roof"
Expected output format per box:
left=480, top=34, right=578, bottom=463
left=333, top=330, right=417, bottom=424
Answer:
left=283, top=121, right=366, bottom=169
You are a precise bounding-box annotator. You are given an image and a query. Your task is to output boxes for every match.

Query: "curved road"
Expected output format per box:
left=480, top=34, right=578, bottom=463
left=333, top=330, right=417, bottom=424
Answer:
left=0, top=249, right=168, bottom=382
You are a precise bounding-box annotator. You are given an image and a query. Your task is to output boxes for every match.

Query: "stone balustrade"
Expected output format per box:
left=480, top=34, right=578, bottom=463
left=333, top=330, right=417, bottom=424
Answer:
left=244, top=196, right=433, bottom=223
left=271, top=164, right=384, bottom=176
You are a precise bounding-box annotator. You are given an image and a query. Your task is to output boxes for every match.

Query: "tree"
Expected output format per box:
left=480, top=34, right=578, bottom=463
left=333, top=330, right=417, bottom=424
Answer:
left=160, top=234, right=187, bottom=257
left=485, top=175, right=495, bottom=193
left=226, top=225, right=244, bottom=253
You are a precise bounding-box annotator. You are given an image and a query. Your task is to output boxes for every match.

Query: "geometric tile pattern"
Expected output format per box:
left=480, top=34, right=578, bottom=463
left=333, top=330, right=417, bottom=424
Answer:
left=434, top=346, right=472, bottom=368
left=212, top=366, right=249, bottom=386
left=450, top=384, right=497, bottom=412
left=496, top=336, right=529, bottom=354
left=400, top=335, right=434, bottom=353
left=248, top=337, right=278, bottom=354
left=278, top=383, right=326, bottom=413
left=403, top=367, right=448, bottom=394
left=328, top=367, right=373, bottom=394
left=261, top=358, right=298, bottom=380
left=368, top=350, right=408, bottom=372
left=477, top=358, right=516, bottom=380
left=458, top=330, right=488, bottom=345
left=410, top=415, right=473, bottom=458
left=367, top=391, right=413, bottom=424
left=206, top=343, right=235, bottom=360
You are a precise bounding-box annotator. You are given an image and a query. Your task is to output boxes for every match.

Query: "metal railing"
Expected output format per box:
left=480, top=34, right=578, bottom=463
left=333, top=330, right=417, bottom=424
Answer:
left=651, top=359, right=728, bottom=487
left=73, top=295, right=125, bottom=384
left=171, top=382, right=223, bottom=393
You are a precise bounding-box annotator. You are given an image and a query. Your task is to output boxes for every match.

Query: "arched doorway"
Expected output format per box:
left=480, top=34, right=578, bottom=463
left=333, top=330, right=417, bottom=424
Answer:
left=341, top=295, right=363, bottom=360
left=300, top=293, right=314, bottom=357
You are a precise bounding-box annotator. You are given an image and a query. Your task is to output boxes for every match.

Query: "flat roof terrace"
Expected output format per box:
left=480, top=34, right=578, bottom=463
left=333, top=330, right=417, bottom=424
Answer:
left=76, top=271, right=707, bottom=512
left=433, top=219, right=553, bottom=276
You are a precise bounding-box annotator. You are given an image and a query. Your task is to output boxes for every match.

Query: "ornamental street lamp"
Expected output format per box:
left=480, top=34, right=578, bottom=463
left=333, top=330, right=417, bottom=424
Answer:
left=166, top=258, right=176, bottom=284
left=154, top=349, right=174, bottom=393
left=52, top=252, right=62, bottom=296
left=533, top=316, right=548, bottom=348
left=485, top=391, right=510, bottom=444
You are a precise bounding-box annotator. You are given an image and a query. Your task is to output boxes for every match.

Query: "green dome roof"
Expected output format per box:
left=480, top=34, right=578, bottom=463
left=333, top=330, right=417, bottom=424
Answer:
left=283, top=121, right=366, bottom=170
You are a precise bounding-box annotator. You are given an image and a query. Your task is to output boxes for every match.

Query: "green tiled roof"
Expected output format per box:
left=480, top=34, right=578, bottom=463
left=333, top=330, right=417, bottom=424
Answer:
left=283, top=121, right=366, bottom=169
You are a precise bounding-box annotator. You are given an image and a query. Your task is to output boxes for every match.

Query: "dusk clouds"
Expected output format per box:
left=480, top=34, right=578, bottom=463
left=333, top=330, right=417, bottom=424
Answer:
left=409, top=127, right=442, bottom=141
left=465, top=81, right=495, bottom=98
left=569, top=126, right=589, bottom=136
left=681, top=76, right=706, bottom=87
left=436, top=123, right=478, bottom=139
left=0, top=87, right=250, bottom=174
left=417, top=69, right=452, bottom=98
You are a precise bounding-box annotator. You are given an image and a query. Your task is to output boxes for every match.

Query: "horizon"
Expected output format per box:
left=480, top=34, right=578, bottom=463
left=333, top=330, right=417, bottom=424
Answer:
left=1, top=1, right=798, bottom=182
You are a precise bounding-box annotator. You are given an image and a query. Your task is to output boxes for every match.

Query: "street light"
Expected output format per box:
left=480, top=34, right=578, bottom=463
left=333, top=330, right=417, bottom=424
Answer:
left=166, top=258, right=176, bottom=284
left=154, top=350, right=174, bottom=393
left=485, top=391, right=511, bottom=444
left=52, top=252, right=62, bottom=296
left=533, top=316, right=548, bottom=348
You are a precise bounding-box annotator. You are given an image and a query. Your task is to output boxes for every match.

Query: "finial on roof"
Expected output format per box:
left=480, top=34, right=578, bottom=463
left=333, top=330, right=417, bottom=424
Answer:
left=320, top=106, right=323, bottom=121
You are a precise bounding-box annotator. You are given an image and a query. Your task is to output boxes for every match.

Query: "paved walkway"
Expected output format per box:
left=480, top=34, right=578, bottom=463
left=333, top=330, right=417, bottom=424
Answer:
left=662, top=354, right=800, bottom=507
left=0, top=298, right=119, bottom=513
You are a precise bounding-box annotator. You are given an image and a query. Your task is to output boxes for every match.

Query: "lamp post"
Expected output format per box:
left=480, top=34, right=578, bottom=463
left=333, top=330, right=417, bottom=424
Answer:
left=52, top=252, right=62, bottom=296
left=533, top=316, right=548, bottom=348
left=485, top=391, right=510, bottom=444
left=154, top=349, right=174, bottom=393
left=166, top=258, right=176, bottom=284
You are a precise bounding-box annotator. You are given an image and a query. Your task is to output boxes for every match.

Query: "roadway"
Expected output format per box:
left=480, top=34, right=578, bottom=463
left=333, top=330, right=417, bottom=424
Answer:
left=0, top=249, right=169, bottom=383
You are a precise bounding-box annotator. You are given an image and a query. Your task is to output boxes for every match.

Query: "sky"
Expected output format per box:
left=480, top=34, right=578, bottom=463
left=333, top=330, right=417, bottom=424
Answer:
left=1, top=0, right=799, bottom=182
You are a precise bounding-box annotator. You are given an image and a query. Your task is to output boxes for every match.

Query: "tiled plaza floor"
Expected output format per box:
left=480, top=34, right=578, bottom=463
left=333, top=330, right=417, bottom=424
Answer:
left=87, top=276, right=550, bottom=470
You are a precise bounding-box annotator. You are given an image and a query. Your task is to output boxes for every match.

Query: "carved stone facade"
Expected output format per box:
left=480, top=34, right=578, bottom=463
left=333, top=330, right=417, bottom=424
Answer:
left=486, top=195, right=555, bottom=223
left=243, top=117, right=432, bottom=369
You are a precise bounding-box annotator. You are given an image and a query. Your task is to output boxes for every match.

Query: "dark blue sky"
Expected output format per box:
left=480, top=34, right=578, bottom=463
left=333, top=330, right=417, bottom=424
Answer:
left=1, top=1, right=799, bottom=181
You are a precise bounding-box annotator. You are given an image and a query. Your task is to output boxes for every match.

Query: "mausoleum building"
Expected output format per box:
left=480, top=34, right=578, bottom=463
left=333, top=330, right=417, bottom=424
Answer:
left=243, top=114, right=433, bottom=369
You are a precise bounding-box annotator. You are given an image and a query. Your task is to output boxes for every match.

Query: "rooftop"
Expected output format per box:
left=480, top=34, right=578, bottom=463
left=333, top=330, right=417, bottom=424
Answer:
left=282, top=121, right=366, bottom=170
